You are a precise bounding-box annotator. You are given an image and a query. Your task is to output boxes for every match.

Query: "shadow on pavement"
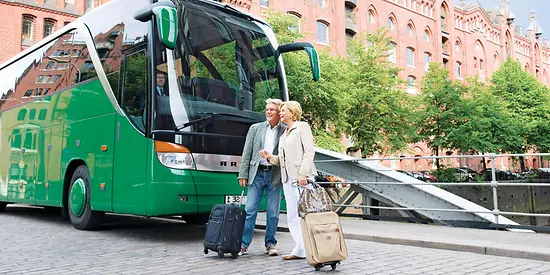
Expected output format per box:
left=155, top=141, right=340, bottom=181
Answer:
left=2, top=205, right=207, bottom=243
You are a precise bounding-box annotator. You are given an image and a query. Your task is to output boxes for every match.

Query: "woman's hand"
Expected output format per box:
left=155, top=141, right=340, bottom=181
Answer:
left=298, top=175, right=307, bottom=186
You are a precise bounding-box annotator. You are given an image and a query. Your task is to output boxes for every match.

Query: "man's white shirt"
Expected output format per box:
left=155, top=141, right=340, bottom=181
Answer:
left=261, top=123, right=278, bottom=166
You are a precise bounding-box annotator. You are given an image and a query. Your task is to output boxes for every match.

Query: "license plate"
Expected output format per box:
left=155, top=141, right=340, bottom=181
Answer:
left=225, top=195, right=246, bottom=205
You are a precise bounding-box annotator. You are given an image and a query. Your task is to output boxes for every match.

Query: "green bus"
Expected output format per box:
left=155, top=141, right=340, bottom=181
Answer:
left=0, top=0, right=320, bottom=230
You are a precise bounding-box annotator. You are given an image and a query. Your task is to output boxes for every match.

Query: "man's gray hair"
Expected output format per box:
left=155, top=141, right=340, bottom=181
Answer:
left=265, top=98, right=283, bottom=106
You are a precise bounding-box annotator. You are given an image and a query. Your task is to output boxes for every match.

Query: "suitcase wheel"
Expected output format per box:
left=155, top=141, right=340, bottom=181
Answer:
left=218, top=250, right=224, bottom=258
left=331, top=263, right=337, bottom=270
left=314, top=265, right=322, bottom=271
left=231, top=252, right=238, bottom=259
left=203, top=247, right=209, bottom=254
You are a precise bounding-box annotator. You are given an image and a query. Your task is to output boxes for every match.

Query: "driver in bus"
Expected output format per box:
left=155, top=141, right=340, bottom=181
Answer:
left=156, top=71, right=168, bottom=96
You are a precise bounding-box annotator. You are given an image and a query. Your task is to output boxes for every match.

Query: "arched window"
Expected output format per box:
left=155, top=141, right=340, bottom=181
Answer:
left=318, top=0, right=325, bottom=7
left=21, top=14, right=35, bottom=41
left=424, top=29, right=430, bottom=42
left=441, top=3, right=449, bottom=32
left=316, top=21, right=329, bottom=44
left=407, top=76, right=417, bottom=94
left=407, top=24, right=413, bottom=36
left=43, top=18, right=56, bottom=38
left=424, top=52, right=432, bottom=71
left=287, top=12, right=301, bottom=33
left=387, top=17, right=395, bottom=30
left=406, top=47, right=415, bottom=66
left=388, top=42, right=397, bottom=63
left=456, top=62, right=462, bottom=79
left=368, top=10, right=375, bottom=23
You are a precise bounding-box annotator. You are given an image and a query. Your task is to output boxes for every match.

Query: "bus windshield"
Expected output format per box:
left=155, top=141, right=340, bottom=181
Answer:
left=152, top=0, right=286, bottom=155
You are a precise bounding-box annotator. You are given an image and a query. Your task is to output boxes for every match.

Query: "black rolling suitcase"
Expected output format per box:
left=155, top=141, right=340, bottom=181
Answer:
left=203, top=189, right=246, bottom=259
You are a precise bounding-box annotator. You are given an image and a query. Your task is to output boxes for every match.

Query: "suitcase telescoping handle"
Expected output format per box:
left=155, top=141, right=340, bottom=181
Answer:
left=238, top=188, right=245, bottom=207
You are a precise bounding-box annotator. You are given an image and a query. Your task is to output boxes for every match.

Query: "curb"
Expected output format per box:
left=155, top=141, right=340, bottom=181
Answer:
left=255, top=225, right=550, bottom=262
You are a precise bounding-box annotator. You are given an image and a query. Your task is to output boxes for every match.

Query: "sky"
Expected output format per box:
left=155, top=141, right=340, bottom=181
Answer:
left=453, top=0, right=550, bottom=38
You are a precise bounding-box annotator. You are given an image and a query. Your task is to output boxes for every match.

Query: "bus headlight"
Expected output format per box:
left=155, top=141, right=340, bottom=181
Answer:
left=157, top=152, right=196, bottom=170
left=155, top=140, right=196, bottom=170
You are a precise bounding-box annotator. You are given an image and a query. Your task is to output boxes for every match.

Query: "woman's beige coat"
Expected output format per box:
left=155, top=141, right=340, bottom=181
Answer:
left=269, top=121, right=316, bottom=183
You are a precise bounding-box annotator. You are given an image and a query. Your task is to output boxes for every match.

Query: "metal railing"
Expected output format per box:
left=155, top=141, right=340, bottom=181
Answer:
left=314, top=152, right=550, bottom=228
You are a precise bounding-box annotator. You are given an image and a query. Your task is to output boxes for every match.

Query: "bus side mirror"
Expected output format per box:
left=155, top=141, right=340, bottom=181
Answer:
left=134, top=2, right=178, bottom=50
left=278, top=42, right=321, bottom=81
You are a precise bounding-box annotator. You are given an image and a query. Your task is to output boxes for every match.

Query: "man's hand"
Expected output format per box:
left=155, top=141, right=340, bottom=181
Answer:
left=259, top=150, right=271, bottom=160
left=238, top=178, right=248, bottom=188
left=298, top=175, right=307, bottom=186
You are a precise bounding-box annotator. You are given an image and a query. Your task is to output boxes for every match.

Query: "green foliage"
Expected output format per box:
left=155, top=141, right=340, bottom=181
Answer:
left=314, top=130, right=345, bottom=152
left=344, top=31, right=417, bottom=156
left=433, top=167, right=459, bottom=183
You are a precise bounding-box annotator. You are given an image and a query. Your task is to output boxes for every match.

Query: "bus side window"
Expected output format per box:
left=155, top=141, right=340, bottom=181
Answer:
left=121, top=50, right=148, bottom=132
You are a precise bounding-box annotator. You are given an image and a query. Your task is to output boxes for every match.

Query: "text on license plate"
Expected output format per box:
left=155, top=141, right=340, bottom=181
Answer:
left=225, top=195, right=247, bottom=204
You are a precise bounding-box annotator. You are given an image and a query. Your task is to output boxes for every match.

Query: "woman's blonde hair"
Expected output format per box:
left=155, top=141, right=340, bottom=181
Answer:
left=280, top=101, right=302, bottom=121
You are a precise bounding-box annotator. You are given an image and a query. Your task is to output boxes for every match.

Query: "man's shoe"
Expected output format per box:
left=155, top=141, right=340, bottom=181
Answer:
left=238, top=247, right=248, bottom=256
left=266, top=245, right=278, bottom=256
left=282, top=254, right=305, bottom=260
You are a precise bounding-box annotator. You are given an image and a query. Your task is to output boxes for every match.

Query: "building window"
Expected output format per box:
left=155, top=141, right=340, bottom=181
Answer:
left=346, top=31, right=355, bottom=52
left=316, top=21, right=329, bottom=44
left=480, top=59, right=485, bottom=71
left=424, top=30, right=430, bottom=42
left=288, top=13, right=300, bottom=33
left=407, top=76, right=417, bottom=94
left=318, top=0, right=325, bottom=7
left=85, top=0, right=95, bottom=9
left=406, top=47, right=415, bottom=66
left=387, top=18, right=394, bottom=30
left=260, top=0, right=269, bottom=7
left=368, top=10, right=375, bottom=23
left=424, top=52, right=431, bottom=71
left=345, top=5, right=356, bottom=25
left=456, top=62, right=462, bottom=79
left=407, top=24, right=413, bottom=36
left=441, top=5, right=448, bottom=32
left=21, top=15, right=34, bottom=41
left=455, top=41, right=460, bottom=53
left=388, top=42, right=397, bottom=63
left=43, top=19, right=55, bottom=38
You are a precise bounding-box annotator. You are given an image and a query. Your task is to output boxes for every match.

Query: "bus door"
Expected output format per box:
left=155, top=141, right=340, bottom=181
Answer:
left=112, top=47, right=149, bottom=215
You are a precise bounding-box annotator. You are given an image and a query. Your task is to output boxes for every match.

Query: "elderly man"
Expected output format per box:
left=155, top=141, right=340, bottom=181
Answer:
left=238, top=98, right=285, bottom=256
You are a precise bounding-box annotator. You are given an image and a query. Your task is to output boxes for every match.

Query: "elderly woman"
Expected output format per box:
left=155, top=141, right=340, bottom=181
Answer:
left=260, top=100, right=316, bottom=260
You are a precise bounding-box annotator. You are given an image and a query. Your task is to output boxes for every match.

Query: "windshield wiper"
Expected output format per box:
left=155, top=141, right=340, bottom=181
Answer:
left=175, top=112, right=256, bottom=131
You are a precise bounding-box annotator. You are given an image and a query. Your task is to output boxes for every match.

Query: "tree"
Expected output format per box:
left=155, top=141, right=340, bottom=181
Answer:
left=415, top=63, right=467, bottom=169
left=267, top=11, right=347, bottom=151
left=447, top=76, right=523, bottom=170
left=344, top=31, right=417, bottom=156
left=491, top=59, right=550, bottom=170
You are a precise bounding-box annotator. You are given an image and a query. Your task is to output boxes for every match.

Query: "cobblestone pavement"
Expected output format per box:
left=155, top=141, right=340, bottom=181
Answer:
left=1, top=205, right=550, bottom=275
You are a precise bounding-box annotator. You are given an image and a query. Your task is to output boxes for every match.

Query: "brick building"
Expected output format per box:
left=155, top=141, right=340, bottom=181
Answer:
left=1, top=0, right=547, bottom=171
left=0, top=0, right=112, bottom=64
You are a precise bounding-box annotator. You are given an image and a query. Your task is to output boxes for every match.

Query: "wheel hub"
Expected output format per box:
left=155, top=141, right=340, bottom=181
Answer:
left=70, top=178, right=86, bottom=217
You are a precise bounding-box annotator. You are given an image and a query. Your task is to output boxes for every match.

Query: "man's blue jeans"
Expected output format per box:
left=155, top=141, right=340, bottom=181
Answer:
left=241, top=169, right=282, bottom=249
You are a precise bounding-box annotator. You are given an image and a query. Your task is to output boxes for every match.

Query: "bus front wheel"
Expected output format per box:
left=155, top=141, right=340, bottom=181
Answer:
left=68, top=165, right=104, bottom=230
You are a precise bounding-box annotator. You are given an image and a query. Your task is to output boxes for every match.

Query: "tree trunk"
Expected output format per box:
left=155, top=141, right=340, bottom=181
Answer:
left=435, top=146, right=440, bottom=170
left=520, top=156, right=527, bottom=172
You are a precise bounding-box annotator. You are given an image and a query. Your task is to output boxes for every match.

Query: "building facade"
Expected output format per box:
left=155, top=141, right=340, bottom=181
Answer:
left=1, top=0, right=547, bottom=171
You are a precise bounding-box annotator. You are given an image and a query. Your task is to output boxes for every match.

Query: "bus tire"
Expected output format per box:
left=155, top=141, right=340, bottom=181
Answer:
left=0, top=202, right=6, bottom=212
left=68, top=165, right=104, bottom=230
